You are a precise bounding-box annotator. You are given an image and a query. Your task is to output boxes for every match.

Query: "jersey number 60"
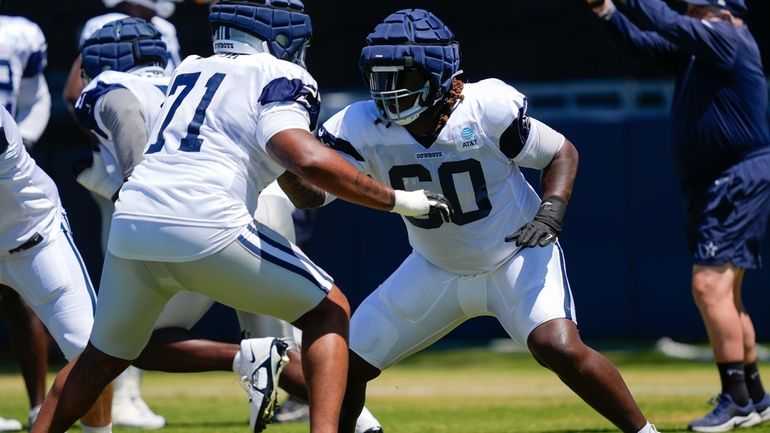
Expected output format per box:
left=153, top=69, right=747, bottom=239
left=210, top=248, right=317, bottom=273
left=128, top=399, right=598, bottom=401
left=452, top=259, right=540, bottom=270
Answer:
left=389, top=158, right=492, bottom=229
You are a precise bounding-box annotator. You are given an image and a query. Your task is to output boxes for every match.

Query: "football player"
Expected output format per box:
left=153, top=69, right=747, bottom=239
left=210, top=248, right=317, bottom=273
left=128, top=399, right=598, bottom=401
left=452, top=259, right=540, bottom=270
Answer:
left=63, top=0, right=181, bottom=106
left=63, top=1, right=182, bottom=427
left=0, top=107, right=113, bottom=433
left=30, top=2, right=451, bottom=433
left=0, top=7, right=53, bottom=431
left=280, top=9, right=663, bottom=433
left=74, top=17, right=310, bottom=432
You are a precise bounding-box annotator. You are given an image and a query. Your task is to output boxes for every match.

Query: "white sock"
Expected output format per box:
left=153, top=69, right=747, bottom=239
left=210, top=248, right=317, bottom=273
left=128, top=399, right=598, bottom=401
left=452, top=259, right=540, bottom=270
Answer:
left=354, top=406, right=381, bottom=433
left=637, top=422, right=658, bottom=433
left=232, top=349, right=243, bottom=375
left=81, top=422, right=112, bottom=433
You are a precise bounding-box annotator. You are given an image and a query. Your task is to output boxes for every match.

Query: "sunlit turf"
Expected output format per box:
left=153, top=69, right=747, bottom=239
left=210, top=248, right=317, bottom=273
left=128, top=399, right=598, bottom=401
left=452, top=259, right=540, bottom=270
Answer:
left=2, top=346, right=769, bottom=433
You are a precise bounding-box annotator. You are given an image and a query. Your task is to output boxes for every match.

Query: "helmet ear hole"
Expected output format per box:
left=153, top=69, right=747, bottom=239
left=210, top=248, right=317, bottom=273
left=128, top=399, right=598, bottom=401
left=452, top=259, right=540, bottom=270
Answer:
left=276, top=33, right=290, bottom=48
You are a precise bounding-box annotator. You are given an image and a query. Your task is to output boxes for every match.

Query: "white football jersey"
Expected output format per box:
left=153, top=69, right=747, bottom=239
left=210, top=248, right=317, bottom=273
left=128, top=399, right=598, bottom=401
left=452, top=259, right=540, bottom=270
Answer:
left=110, top=53, right=319, bottom=261
left=0, top=16, right=47, bottom=118
left=0, top=107, right=60, bottom=257
left=75, top=69, right=169, bottom=166
left=80, top=13, right=181, bottom=71
left=321, top=79, right=561, bottom=274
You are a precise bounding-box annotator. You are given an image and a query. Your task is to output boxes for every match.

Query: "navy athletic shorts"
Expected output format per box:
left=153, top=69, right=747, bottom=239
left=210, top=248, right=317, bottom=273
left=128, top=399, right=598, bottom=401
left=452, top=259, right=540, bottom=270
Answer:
left=685, top=147, right=770, bottom=269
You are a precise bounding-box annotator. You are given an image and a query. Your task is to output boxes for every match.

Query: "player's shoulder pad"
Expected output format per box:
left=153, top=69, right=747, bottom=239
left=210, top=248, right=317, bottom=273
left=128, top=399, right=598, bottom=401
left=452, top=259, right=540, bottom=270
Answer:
left=0, top=15, right=44, bottom=40
left=467, top=78, right=527, bottom=128
left=258, top=59, right=320, bottom=130
left=75, top=74, right=128, bottom=138
left=317, top=101, right=376, bottom=163
left=0, top=16, right=48, bottom=77
left=176, top=54, right=204, bottom=69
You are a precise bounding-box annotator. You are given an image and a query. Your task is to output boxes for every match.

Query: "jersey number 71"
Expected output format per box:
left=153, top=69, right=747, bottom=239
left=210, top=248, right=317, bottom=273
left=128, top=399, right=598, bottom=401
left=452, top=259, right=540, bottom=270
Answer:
left=146, top=72, right=226, bottom=154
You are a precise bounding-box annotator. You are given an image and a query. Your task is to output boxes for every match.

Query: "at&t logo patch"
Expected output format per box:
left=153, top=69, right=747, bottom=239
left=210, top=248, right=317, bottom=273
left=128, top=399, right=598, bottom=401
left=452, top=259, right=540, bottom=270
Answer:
left=458, top=124, right=481, bottom=151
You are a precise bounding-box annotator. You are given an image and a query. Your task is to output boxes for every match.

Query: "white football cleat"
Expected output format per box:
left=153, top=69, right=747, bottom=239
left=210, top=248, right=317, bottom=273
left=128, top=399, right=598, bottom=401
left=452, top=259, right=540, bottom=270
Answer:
left=111, top=395, right=166, bottom=429
left=0, top=416, right=22, bottom=432
left=237, top=338, right=290, bottom=433
left=273, top=397, right=309, bottom=423
left=112, top=366, right=166, bottom=429
left=355, top=406, right=383, bottom=433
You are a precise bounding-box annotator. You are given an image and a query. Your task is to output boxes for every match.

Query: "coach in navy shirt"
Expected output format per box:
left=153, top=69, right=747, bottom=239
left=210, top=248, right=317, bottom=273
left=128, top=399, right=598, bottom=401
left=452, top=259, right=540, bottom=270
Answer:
left=587, top=0, right=770, bottom=431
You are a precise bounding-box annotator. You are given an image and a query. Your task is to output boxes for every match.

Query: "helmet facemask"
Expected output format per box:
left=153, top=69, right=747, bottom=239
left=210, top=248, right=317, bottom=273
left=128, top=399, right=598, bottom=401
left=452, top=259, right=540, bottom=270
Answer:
left=368, top=66, right=430, bottom=125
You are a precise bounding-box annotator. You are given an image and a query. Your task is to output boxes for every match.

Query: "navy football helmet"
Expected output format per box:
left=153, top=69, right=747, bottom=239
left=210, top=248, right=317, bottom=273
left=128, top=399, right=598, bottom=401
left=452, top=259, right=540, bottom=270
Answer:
left=81, top=17, right=168, bottom=81
left=360, top=9, right=461, bottom=125
left=208, top=0, right=312, bottom=68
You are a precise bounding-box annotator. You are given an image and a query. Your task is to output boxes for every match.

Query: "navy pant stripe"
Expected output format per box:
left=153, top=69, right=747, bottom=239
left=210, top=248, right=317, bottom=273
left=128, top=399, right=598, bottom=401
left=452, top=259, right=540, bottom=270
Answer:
left=237, top=235, right=328, bottom=295
left=61, top=223, right=97, bottom=313
left=246, top=223, right=333, bottom=287
left=554, top=242, right=573, bottom=321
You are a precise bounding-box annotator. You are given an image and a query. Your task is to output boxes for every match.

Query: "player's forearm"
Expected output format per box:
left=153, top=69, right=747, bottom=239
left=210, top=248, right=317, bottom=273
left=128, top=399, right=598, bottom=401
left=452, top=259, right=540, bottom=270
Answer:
left=277, top=170, right=327, bottom=209
left=290, top=154, right=394, bottom=212
left=267, top=129, right=395, bottom=211
left=592, top=0, right=679, bottom=68
left=540, top=138, right=578, bottom=203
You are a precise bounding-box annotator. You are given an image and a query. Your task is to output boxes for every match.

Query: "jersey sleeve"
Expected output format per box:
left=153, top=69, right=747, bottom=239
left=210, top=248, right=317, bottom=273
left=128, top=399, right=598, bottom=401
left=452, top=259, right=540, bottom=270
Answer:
left=317, top=105, right=368, bottom=174
left=22, top=23, right=47, bottom=78
left=254, top=67, right=321, bottom=147
left=513, top=118, right=565, bottom=169
left=74, top=80, right=127, bottom=139
left=481, top=79, right=532, bottom=159
left=481, top=80, right=565, bottom=169
left=97, top=88, right=148, bottom=177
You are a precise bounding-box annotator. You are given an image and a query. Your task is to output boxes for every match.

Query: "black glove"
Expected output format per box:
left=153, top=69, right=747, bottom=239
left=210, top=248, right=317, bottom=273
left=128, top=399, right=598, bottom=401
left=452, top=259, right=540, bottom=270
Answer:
left=505, top=196, right=566, bottom=248
left=425, top=191, right=453, bottom=223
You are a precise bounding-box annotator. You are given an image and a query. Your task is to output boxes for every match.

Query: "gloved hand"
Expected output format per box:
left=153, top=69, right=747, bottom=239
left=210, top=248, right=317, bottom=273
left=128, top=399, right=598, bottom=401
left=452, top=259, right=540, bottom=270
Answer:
left=505, top=196, right=566, bottom=248
left=74, top=150, right=123, bottom=201
left=391, top=189, right=453, bottom=223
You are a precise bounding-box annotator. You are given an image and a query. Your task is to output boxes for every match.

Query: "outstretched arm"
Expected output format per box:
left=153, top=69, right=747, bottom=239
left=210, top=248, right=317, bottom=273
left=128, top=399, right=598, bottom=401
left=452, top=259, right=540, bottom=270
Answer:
left=589, top=0, right=680, bottom=69
left=614, top=0, right=740, bottom=68
left=267, top=129, right=451, bottom=220
left=277, top=170, right=328, bottom=209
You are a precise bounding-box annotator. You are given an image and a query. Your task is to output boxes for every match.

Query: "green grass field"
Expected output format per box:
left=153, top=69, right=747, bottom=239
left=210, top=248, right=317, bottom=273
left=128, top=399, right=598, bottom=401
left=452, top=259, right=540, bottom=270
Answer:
left=1, top=346, right=769, bottom=433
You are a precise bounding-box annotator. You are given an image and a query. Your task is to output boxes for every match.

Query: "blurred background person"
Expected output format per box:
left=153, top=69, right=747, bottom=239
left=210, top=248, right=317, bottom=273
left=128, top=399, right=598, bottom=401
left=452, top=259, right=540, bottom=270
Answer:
left=61, top=0, right=183, bottom=429
left=0, top=6, right=51, bottom=431
left=586, top=0, right=770, bottom=431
